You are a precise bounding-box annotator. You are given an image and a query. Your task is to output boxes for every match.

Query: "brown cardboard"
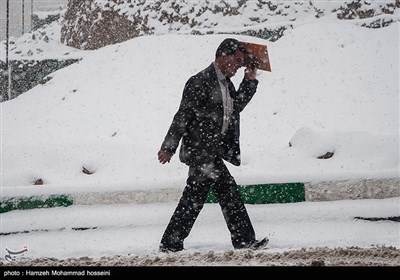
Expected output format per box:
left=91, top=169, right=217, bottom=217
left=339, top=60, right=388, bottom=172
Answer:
left=240, top=41, right=271, bottom=72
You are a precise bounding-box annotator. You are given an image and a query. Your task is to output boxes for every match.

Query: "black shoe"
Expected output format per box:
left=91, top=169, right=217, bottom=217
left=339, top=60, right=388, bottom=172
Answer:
left=159, top=244, right=184, bottom=253
left=248, top=237, right=269, bottom=250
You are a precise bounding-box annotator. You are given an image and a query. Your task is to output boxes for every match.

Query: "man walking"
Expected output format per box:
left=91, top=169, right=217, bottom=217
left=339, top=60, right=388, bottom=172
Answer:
left=157, top=38, right=268, bottom=252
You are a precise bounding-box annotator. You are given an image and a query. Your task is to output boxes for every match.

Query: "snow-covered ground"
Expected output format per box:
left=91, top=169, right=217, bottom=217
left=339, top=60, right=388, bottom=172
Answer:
left=0, top=10, right=399, bottom=265
left=1, top=197, right=399, bottom=263
left=1, top=19, right=399, bottom=192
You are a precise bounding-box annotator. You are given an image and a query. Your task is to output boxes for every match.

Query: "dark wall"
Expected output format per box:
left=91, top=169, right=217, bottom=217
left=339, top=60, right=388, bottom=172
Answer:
left=0, top=59, right=79, bottom=101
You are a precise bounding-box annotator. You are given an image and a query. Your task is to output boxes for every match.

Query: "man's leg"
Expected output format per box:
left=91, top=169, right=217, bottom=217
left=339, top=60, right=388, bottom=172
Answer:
left=160, top=165, right=211, bottom=251
left=211, top=159, right=256, bottom=249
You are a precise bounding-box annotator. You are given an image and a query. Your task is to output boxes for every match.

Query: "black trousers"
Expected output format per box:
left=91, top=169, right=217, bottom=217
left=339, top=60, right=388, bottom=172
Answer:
left=160, top=158, right=256, bottom=250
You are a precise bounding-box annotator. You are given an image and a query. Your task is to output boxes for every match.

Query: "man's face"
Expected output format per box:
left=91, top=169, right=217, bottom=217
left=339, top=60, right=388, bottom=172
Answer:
left=221, top=51, right=244, bottom=78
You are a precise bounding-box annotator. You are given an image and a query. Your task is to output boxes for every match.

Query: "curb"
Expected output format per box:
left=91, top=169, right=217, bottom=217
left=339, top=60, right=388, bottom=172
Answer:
left=0, top=183, right=304, bottom=213
left=0, top=178, right=399, bottom=214
left=304, top=178, right=400, bottom=201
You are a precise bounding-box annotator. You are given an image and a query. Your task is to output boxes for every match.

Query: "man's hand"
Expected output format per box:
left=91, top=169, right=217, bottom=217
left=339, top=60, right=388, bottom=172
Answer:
left=244, top=66, right=257, bottom=80
left=158, top=150, right=173, bottom=164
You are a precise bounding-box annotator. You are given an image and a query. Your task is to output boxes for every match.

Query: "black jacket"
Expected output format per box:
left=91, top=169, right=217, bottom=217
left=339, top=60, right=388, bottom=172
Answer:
left=160, top=63, right=258, bottom=166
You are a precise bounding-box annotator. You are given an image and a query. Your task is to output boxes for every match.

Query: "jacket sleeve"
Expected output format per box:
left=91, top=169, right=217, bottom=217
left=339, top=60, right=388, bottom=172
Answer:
left=234, top=78, right=259, bottom=113
left=160, top=76, right=203, bottom=154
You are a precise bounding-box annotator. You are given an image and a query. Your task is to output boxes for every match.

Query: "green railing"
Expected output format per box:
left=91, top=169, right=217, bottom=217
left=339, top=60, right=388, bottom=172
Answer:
left=206, top=183, right=305, bottom=204
left=0, top=195, right=73, bottom=214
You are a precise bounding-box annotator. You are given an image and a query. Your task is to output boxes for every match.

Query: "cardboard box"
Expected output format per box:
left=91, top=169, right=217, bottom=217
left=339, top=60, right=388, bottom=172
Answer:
left=241, top=41, right=271, bottom=72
